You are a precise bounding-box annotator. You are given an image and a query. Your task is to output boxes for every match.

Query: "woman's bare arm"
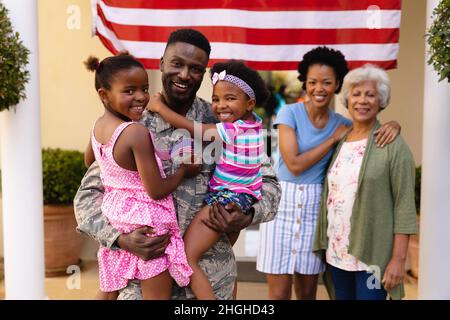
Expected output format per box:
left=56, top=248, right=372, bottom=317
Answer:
left=382, top=234, right=409, bottom=290
left=278, top=124, right=349, bottom=176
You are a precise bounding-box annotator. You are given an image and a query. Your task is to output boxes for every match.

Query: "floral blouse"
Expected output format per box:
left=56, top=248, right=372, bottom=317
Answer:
left=326, top=138, right=369, bottom=271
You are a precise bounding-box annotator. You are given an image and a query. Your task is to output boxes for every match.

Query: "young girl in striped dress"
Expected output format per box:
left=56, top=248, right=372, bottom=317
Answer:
left=148, top=60, right=269, bottom=299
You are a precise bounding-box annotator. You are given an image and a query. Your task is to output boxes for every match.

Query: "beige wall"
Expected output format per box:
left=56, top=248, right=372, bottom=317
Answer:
left=385, top=0, right=425, bottom=164
left=37, top=0, right=425, bottom=163
left=38, top=0, right=109, bottom=151
left=336, top=0, right=426, bottom=164
left=381, top=0, right=426, bottom=164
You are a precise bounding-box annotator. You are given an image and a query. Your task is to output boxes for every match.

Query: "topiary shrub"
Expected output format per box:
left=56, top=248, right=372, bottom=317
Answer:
left=0, top=3, right=30, bottom=111
left=426, top=0, right=450, bottom=82
left=42, top=148, right=87, bottom=205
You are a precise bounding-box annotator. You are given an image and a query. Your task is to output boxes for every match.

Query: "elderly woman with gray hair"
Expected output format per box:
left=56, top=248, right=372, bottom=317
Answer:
left=313, top=64, right=417, bottom=300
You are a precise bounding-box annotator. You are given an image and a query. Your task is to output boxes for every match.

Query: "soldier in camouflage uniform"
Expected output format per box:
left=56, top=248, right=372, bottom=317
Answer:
left=74, top=29, right=281, bottom=300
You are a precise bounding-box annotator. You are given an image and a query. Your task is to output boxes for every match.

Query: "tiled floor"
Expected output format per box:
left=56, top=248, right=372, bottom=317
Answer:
left=0, top=259, right=418, bottom=300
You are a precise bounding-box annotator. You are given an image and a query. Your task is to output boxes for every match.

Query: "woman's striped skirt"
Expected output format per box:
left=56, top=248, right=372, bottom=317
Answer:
left=257, top=181, right=325, bottom=275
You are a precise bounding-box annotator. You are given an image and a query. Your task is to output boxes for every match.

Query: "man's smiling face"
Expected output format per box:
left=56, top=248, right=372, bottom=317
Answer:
left=160, top=42, right=208, bottom=110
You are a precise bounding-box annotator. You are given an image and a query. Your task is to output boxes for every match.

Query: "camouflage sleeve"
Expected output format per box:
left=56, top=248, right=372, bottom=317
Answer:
left=73, top=162, right=121, bottom=249
left=250, top=153, right=281, bottom=225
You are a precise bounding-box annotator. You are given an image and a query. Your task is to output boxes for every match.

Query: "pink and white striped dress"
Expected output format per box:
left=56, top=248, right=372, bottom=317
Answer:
left=91, top=121, right=192, bottom=292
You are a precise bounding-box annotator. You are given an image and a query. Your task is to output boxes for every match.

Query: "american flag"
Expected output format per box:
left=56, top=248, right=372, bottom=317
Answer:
left=92, top=0, right=401, bottom=70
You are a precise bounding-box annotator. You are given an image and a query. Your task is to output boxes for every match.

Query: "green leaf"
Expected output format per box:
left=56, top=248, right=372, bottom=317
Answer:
left=425, top=0, right=450, bottom=83
left=42, top=148, right=87, bottom=205
left=0, top=3, right=30, bottom=111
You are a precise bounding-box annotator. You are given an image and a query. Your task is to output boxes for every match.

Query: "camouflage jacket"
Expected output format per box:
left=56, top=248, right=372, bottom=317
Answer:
left=74, top=96, right=281, bottom=300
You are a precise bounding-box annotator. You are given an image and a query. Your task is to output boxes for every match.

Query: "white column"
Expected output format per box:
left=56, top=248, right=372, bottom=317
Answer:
left=418, top=0, right=450, bottom=300
left=0, top=0, right=45, bottom=299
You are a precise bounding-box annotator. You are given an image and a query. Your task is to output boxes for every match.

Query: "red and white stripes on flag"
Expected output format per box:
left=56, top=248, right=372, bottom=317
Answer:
left=91, top=0, right=401, bottom=71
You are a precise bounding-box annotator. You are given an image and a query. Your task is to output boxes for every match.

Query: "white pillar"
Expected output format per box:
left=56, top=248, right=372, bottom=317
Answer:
left=418, top=0, right=450, bottom=300
left=0, top=0, right=45, bottom=299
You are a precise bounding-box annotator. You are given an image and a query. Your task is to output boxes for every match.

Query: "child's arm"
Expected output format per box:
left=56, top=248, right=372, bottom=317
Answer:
left=84, top=140, right=95, bottom=167
left=148, top=93, right=220, bottom=141
left=126, top=124, right=201, bottom=200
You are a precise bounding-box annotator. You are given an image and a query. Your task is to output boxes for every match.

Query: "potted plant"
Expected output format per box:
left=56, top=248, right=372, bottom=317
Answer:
left=426, top=0, right=450, bottom=83
left=0, top=1, right=30, bottom=283
left=0, top=2, right=30, bottom=112
left=42, top=148, right=87, bottom=277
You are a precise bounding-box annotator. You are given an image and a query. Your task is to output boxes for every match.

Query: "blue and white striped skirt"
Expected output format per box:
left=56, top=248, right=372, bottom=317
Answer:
left=256, top=181, right=326, bottom=275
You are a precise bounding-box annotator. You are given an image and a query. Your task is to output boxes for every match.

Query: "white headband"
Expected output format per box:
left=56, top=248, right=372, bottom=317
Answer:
left=211, top=70, right=256, bottom=100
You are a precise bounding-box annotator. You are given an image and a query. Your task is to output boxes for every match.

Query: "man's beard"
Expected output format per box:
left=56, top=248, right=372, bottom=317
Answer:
left=168, top=91, right=193, bottom=107
left=162, top=78, right=200, bottom=110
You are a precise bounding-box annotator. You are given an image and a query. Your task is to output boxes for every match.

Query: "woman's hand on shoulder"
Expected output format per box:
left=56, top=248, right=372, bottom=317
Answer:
left=374, top=121, right=401, bottom=148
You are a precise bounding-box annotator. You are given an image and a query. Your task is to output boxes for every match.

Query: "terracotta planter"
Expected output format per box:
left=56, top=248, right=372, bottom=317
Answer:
left=44, top=205, right=84, bottom=277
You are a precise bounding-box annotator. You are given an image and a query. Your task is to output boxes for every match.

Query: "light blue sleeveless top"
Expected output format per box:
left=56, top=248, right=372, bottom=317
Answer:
left=274, top=102, right=352, bottom=184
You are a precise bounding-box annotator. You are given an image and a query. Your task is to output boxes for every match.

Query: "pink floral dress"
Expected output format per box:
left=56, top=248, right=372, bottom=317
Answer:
left=326, top=138, right=369, bottom=271
left=91, top=121, right=192, bottom=292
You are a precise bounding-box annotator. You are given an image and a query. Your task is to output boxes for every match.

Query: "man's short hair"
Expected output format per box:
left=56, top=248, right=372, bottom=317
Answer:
left=165, top=28, right=211, bottom=57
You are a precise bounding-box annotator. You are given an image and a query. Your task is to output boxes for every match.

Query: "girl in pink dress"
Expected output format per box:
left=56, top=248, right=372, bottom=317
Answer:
left=84, top=53, right=197, bottom=300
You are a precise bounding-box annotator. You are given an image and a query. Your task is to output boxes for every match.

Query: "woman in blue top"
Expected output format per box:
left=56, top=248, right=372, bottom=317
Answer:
left=257, top=47, right=400, bottom=300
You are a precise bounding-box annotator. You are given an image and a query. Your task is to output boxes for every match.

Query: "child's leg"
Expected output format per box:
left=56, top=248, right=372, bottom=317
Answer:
left=95, top=290, right=119, bottom=300
left=141, top=269, right=173, bottom=300
left=184, top=205, right=222, bottom=300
